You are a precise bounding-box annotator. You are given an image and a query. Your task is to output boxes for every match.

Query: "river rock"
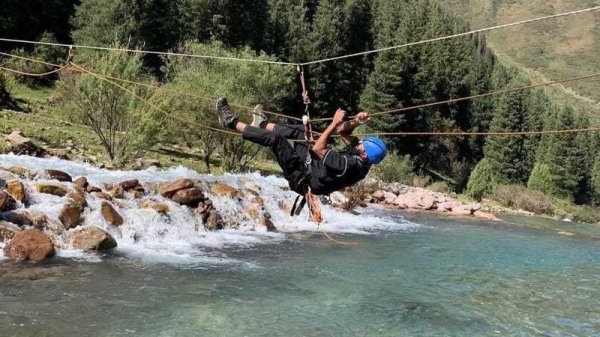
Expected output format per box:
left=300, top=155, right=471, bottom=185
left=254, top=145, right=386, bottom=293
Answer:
left=59, top=199, right=83, bottom=229
left=1, top=210, right=47, bottom=228
left=35, top=183, right=67, bottom=197
left=36, top=169, right=72, bottom=182
left=69, top=226, right=117, bottom=251
left=3, top=229, right=55, bottom=261
left=73, top=176, right=88, bottom=189
left=203, top=210, right=221, bottom=231
left=6, top=166, right=32, bottom=179
left=262, top=212, right=276, bottom=232
left=91, top=191, right=112, bottom=201
left=86, top=185, right=102, bottom=193
left=109, top=186, right=124, bottom=199
left=210, top=183, right=239, bottom=198
left=118, top=179, right=140, bottom=191
left=437, top=201, right=461, bottom=211
left=171, top=187, right=204, bottom=206
left=138, top=158, right=161, bottom=168
left=7, top=180, right=27, bottom=204
left=159, top=179, right=195, bottom=198
left=67, top=190, right=88, bottom=209
left=0, top=191, right=17, bottom=211
left=243, top=206, right=260, bottom=222
left=140, top=200, right=170, bottom=214
left=0, top=221, right=21, bottom=242
left=101, top=201, right=124, bottom=227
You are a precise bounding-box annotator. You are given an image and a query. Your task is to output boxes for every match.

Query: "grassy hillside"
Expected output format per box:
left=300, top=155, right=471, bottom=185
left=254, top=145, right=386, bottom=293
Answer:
left=431, top=0, right=600, bottom=115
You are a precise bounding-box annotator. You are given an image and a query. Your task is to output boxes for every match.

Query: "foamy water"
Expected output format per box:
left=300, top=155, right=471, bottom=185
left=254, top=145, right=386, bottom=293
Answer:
left=0, top=154, right=417, bottom=264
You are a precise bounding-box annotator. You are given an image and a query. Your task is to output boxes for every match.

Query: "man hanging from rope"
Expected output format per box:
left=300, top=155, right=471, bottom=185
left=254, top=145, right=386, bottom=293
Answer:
left=215, top=97, right=387, bottom=220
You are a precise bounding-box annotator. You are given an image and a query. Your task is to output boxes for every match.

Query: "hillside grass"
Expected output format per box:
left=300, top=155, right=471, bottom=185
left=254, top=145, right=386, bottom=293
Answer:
left=431, top=0, right=600, bottom=118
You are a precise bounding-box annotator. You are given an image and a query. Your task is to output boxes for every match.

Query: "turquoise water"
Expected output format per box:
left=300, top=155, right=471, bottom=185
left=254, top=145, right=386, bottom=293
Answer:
left=1, top=212, right=600, bottom=337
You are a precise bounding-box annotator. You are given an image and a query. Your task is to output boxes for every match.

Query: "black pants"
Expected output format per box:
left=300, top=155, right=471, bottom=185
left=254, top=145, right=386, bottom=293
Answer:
left=242, top=124, right=309, bottom=193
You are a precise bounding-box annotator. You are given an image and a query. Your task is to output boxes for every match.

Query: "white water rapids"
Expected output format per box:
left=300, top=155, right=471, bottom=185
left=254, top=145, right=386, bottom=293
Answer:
left=0, top=154, right=417, bottom=265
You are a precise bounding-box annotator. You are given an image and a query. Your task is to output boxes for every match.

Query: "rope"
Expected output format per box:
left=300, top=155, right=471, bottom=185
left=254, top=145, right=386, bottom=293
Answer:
left=355, top=127, right=600, bottom=137
left=0, top=51, right=70, bottom=77
left=0, top=49, right=301, bottom=122
left=319, top=225, right=359, bottom=246
left=0, top=38, right=297, bottom=66
left=313, top=72, right=600, bottom=122
left=300, top=5, right=600, bottom=66
left=70, top=62, right=241, bottom=137
left=0, top=64, right=69, bottom=77
left=1, top=6, right=598, bottom=66
left=3, top=52, right=600, bottom=138
left=85, top=72, right=302, bottom=122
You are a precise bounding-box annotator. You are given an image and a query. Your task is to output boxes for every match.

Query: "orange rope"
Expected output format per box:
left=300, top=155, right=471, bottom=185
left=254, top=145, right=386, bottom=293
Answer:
left=3, top=51, right=600, bottom=138
left=0, top=50, right=300, bottom=122
left=318, top=225, right=360, bottom=246
left=0, top=65, right=69, bottom=77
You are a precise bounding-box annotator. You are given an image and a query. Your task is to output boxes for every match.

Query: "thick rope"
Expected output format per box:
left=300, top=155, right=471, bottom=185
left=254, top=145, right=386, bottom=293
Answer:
left=300, top=5, right=600, bottom=65
left=0, top=64, right=69, bottom=77
left=0, top=50, right=300, bottom=122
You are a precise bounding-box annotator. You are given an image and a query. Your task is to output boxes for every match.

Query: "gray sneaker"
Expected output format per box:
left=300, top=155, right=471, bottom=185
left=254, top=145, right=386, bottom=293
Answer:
left=251, top=104, right=268, bottom=128
left=215, top=97, right=239, bottom=129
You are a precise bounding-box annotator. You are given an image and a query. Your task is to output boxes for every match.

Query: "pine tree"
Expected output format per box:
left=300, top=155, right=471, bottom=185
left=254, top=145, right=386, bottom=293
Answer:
left=466, top=158, right=495, bottom=202
left=538, top=106, right=580, bottom=200
left=483, top=86, right=533, bottom=184
left=527, top=163, right=553, bottom=195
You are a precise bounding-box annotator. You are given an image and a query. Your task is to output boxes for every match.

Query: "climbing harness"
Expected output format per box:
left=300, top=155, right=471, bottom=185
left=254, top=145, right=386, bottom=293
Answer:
left=289, top=65, right=323, bottom=224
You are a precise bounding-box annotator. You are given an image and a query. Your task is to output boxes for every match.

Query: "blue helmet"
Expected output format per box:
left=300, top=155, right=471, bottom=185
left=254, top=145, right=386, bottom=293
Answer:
left=362, top=136, right=387, bottom=165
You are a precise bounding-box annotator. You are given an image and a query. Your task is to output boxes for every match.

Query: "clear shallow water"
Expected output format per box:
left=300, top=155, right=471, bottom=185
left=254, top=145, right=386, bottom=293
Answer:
left=1, top=212, right=600, bottom=337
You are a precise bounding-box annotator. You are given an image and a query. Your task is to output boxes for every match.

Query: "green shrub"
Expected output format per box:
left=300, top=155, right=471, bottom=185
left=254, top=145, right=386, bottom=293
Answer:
left=341, top=180, right=378, bottom=212
left=428, top=181, right=450, bottom=194
left=59, top=45, right=164, bottom=168
left=466, top=158, right=495, bottom=201
left=3, top=32, right=64, bottom=86
left=412, top=175, right=431, bottom=188
left=0, top=73, right=11, bottom=106
left=163, top=41, right=294, bottom=173
left=490, top=185, right=555, bottom=215
left=372, top=152, right=415, bottom=184
left=527, top=163, right=554, bottom=195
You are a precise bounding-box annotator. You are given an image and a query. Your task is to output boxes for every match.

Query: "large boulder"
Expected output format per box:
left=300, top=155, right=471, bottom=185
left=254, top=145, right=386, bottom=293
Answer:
left=1, top=211, right=47, bottom=228
left=35, top=183, right=68, bottom=197
left=210, top=183, right=239, bottom=198
left=73, top=176, right=88, bottom=189
left=100, top=201, right=124, bottom=227
left=118, top=179, right=140, bottom=191
left=59, top=199, right=83, bottom=229
left=5, top=131, right=49, bottom=157
left=36, top=169, right=72, bottom=182
left=171, top=187, right=204, bottom=206
left=3, top=229, right=55, bottom=261
left=69, top=227, right=117, bottom=251
left=0, top=221, right=21, bottom=242
left=7, top=180, right=27, bottom=204
left=0, top=191, right=17, bottom=211
left=159, top=179, right=194, bottom=198
left=140, top=200, right=170, bottom=215
left=67, top=190, right=88, bottom=209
